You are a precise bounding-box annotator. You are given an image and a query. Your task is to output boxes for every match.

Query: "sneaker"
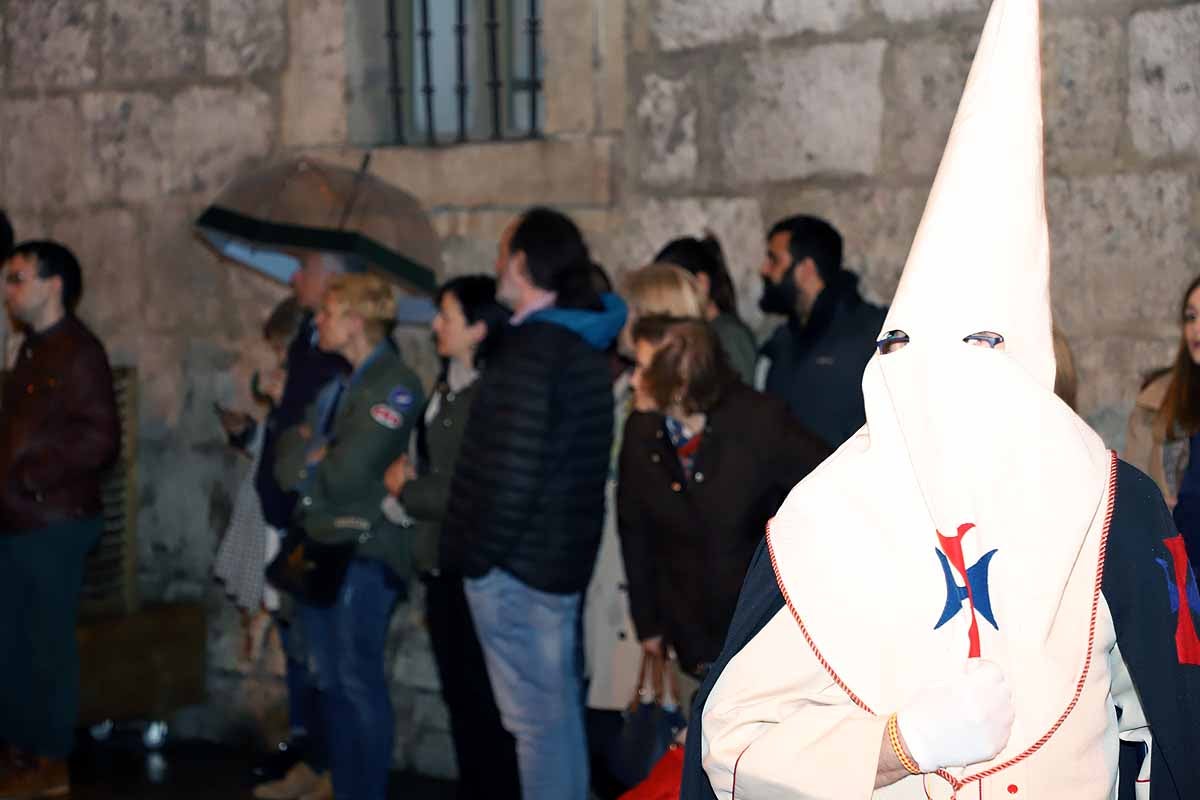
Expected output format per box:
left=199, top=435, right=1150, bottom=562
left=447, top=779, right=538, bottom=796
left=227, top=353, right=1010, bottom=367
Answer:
left=295, top=772, right=333, bottom=800
left=0, top=756, right=69, bottom=799
left=252, top=762, right=323, bottom=800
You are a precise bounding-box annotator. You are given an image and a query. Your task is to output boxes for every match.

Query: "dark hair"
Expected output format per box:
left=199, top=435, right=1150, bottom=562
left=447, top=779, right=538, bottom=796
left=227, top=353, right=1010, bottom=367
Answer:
left=768, top=215, right=844, bottom=284
left=10, top=240, right=83, bottom=311
left=262, top=296, right=305, bottom=344
left=0, top=210, right=12, bottom=261
left=654, top=234, right=740, bottom=317
left=589, top=262, right=613, bottom=295
left=437, top=274, right=510, bottom=368
left=510, top=207, right=602, bottom=311
left=1157, top=275, right=1200, bottom=438
left=631, top=315, right=734, bottom=415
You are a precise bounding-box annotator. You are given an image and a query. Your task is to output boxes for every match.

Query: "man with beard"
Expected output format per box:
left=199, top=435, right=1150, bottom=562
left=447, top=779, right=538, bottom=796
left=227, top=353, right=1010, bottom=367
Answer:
left=758, top=216, right=885, bottom=449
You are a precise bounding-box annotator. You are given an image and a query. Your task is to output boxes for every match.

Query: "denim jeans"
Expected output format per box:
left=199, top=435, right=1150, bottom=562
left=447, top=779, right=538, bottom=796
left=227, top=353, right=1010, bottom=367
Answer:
left=300, top=560, right=402, bottom=800
left=0, top=518, right=101, bottom=758
left=464, top=568, right=588, bottom=800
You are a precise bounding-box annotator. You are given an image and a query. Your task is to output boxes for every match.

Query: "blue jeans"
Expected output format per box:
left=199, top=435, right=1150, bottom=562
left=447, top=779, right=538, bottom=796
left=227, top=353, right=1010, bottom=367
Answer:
left=464, top=568, right=588, bottom=800
left=299, top=560, right=401, bottom=800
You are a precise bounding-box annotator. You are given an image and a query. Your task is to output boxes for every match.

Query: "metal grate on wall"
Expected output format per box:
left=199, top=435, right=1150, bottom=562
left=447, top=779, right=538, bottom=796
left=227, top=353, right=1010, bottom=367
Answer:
left=381, top=0, right=544, bottom=146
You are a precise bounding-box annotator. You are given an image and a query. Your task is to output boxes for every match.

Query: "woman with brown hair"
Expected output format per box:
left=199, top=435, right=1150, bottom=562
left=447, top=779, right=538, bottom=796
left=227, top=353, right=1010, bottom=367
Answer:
left=617, top=316, right=829, bottom=689
left=1123, top=275, right=1200, bottom=507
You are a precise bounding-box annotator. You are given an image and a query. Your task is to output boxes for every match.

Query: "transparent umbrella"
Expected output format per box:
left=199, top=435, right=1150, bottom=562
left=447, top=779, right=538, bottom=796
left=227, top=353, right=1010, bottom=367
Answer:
left=194, top=155, right=441, bottom=322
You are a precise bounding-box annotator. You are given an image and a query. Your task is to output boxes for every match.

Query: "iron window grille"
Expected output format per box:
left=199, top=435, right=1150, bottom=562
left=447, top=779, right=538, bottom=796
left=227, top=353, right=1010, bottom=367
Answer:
left=353, top=0, right=544, bottom=146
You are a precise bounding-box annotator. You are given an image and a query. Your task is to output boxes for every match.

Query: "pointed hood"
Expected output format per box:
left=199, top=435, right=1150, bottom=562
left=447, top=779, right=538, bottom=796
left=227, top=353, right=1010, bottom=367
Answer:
left=765, top=0, right=1115, bottom=786
left=883, top=0, right=1053, bottom=387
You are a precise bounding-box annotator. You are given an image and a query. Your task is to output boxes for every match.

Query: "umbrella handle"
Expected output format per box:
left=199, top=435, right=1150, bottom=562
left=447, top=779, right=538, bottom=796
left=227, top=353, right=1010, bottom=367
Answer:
left=337, top=152, right=374, bottom=231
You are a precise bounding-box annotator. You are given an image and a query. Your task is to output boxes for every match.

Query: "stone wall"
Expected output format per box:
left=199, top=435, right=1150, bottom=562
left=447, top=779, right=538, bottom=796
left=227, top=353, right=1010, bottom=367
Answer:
left=1, top=0, right=1198, bottom=780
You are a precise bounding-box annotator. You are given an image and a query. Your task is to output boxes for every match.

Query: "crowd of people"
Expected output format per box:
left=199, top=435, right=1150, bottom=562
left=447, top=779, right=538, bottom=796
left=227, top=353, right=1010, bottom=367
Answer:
left=0, top=5, right=1199, bottom=794
left=0, top=166, right=1198, bottom=797
left=195, top=202, right=892, bottom=800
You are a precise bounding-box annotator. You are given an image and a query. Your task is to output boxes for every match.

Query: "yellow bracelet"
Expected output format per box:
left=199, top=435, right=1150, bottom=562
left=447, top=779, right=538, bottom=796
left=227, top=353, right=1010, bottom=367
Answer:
left=886, top=713, right=922, bottom=775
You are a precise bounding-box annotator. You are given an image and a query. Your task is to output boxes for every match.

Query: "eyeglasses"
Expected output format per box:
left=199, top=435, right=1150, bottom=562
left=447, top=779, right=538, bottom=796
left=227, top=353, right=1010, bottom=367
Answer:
left=3, top=271, right=38, bottom=286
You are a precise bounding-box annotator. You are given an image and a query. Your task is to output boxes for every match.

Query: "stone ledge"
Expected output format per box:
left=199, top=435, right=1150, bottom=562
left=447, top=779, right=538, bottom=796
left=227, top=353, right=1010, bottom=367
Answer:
left=298, top=137, right=614, bottom=208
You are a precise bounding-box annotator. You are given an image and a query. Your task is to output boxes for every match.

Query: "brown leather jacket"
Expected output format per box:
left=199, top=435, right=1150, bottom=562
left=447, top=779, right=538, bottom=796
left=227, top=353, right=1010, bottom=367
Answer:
left=0, top=315, right=120, bottom=532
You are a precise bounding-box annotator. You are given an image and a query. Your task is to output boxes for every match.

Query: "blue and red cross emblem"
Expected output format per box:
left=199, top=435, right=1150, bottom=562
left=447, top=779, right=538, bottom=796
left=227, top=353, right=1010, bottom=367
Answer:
left=1155, top=534, right=1200, bottom=667
left=933, top=523, right=999, bottom=658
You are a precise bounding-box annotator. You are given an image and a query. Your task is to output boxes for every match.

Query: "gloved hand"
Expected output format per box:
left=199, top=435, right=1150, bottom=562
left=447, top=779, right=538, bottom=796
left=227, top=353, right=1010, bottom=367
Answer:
left=896, top=659, right=1015, bottom=772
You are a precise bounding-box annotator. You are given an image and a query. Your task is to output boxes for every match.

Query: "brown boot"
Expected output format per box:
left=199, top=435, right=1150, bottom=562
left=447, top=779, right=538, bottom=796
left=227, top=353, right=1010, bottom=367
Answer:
left=252, top=762, right=323, bottom=800
left=0, top=756, right=69, bottom=799
left=295, top=772, right=333, bottom=800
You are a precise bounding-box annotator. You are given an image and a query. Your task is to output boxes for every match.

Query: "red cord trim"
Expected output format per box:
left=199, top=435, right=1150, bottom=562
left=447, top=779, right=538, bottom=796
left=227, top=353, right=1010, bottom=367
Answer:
left=767, top=451, right=1119, bottom=793
left=730, top=743, right=750, bottom=799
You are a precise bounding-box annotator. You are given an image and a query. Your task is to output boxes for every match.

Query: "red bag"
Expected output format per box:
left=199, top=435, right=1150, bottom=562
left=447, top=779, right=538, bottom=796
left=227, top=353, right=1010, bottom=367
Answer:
left=617, top=745, right=684, bottom=800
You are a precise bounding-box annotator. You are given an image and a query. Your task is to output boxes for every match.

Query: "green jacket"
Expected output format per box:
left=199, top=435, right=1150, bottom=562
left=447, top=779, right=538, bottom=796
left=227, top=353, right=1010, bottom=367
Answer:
left=400, top=378, right=479, bottom=574
left=274, top=343, right=424, bottom=581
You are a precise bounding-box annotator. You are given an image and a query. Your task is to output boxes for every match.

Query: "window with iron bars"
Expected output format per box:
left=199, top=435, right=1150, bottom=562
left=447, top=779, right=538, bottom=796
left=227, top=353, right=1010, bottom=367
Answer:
left=347, top=0, right=545, bottom=147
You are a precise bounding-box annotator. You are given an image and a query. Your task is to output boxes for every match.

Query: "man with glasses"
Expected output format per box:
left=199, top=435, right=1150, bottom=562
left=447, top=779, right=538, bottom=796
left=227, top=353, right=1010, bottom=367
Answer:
left=0, top=240, right=120, bottom=798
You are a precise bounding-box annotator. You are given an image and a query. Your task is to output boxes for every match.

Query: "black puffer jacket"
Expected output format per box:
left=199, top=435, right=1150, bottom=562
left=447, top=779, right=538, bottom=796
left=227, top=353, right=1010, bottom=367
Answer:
left=443, top=305, right=622, bottom=594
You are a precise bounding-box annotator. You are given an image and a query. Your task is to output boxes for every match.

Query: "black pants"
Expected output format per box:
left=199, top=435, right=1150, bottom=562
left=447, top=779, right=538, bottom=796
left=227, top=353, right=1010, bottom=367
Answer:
left=424, top=571, right=520, bottom=800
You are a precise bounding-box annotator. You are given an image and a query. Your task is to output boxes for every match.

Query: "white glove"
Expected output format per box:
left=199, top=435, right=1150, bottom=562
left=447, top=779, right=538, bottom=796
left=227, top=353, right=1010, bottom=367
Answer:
left=896, top=659, right=1015, bottom=772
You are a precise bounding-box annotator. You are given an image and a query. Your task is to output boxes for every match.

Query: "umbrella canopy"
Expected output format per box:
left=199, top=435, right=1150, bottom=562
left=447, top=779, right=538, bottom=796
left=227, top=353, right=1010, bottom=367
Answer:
left=194, top=157, right=442, bottom=302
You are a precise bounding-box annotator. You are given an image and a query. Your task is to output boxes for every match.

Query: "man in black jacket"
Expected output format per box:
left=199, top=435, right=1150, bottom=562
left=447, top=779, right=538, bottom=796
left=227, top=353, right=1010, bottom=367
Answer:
left=759, top=215, right=886, bottom=449
left=444, top=208, right=626, bottom=800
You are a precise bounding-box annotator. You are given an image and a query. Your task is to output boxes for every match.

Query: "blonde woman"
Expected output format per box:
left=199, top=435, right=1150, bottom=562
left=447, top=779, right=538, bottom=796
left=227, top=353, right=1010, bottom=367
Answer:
left=274, top=272, right=424, bottom=800
left=618, top=263, right=704, bottom=356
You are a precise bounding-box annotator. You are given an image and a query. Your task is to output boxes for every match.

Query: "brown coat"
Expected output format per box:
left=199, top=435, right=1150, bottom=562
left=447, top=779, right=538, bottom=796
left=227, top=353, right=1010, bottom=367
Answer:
left=617, top=381, right=831, bottom=675
left=0, top=315, right=119, bottom=532
left=1123, top=372, right=1184, bottom=505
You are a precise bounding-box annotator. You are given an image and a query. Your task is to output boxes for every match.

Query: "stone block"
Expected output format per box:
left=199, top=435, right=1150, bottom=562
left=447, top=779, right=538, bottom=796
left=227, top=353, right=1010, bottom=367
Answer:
left=207, top=0, right=287, bottom=77
left=1043, top=17, right=1123, bottom=171
left=598, top=0, right=628, bottom=132
left=307, top=138, right=613, bottom=208
left=762, top=182, right=930, bottom=307
left=650, top=0, right=760, bottom=52
left=281, top=0, right=348, bottom=148
left=1070, top=333, right=1177, bottom=435
left=50, top=207, right=145, bottom=341
left=1129, top=5, right=1200, bottom=159
left=1, top=97, right=102, bottom=211
left=168, top=87, right=275, bottom=196
left=543, top=0, right=596, bottom=133
left=651, top=0, right=861, bottom=51
left=7, top=0, right=99, bottom=89
left=82, top=86, right=272, bottom=202
left=407, top=729, right=458, bottom=781
left=768, top=0, right=864, bottom=37
left=140, top=193, right=238, bottom=335
left=103, top=0, right=204, bottom=81
left=1047, top=172, right=1198, bottom=334
left=869, top=0, right=985, bottom=23
left=884, top=31, right=977, bottom=177
left=720, top=41, right=886, bottom=184
left=596, top=196, right=766, bottom=333
left=635, top=74, right=699, bottom=187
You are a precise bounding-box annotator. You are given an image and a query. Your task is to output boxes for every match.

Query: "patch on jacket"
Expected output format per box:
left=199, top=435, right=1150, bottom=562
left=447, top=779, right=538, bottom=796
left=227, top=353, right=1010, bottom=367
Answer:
left=815, top=355, right=836, bottom=367
left=388, top=386, right=416, bottom=412
left=333, top=516, right=371, bottom=532
left=370, top=404, right=403, bottom=430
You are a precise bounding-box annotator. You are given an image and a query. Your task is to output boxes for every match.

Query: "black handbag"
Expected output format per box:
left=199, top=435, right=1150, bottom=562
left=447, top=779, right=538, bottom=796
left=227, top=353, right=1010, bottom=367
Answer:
left=606, top=652, right=688, bottom=790
left=265, top=527, right=356, bottom=608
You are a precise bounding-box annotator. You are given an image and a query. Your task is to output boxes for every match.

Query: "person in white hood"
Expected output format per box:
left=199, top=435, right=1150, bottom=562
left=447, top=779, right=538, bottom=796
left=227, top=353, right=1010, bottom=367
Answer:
left=679, top=1, right=1200, bottom=798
